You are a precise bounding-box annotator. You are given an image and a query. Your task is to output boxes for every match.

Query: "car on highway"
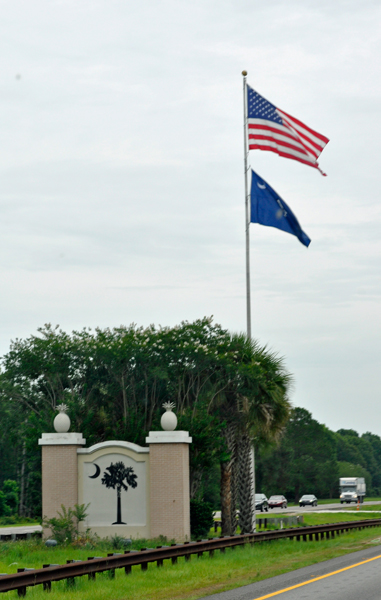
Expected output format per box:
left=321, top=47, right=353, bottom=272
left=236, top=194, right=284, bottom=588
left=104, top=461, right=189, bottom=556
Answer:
left=268, top=495, right=287, bottom=509
left=299, top=494, right=318, bottom=507
left=255, top=493, right=269, bottom=512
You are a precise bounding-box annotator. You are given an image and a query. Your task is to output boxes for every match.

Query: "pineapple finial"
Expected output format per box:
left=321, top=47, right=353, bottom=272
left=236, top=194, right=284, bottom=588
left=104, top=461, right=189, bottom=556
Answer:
left=54, top=403, right=71, bottom=433
left=162, top=401, right=175, bottom=411
left=161, top=402, right=177, bottom=431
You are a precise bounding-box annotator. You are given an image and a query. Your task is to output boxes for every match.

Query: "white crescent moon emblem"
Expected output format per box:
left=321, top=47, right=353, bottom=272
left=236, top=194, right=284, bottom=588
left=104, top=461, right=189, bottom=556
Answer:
left=257, top=182, right=266, bottom=189
left=89, top=464, right=101, bottom=479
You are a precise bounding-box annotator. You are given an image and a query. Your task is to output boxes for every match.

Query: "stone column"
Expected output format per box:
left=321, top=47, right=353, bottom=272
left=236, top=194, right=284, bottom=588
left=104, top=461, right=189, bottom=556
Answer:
left=38, top=432, right=86, bottom=530
left=146, top=430, right=192, bottom=542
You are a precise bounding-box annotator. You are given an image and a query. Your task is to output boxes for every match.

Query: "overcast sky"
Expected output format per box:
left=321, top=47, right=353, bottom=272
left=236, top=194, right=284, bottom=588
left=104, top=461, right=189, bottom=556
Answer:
left=0, top=0, right=380, bottom=436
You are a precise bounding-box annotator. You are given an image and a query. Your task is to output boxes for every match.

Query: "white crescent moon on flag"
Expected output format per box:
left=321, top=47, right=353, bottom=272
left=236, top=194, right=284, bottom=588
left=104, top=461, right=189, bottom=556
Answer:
left=257, top=182, right=266, bottom=189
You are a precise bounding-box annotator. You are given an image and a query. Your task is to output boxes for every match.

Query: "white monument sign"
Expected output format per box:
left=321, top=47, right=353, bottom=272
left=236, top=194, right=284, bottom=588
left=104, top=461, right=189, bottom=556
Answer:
left=77, top=441, right=150, bottom=538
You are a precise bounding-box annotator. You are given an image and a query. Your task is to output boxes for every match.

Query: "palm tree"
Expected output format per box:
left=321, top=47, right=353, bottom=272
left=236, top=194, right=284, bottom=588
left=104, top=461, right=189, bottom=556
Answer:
left=220, top=420, right=237, bottom=536
left=101, top=461, right=138, bottom=524
left=215, top=333, right=292, bottom=535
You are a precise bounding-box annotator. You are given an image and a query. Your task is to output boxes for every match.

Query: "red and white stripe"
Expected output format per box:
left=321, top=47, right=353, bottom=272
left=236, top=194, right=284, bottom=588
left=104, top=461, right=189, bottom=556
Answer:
left=248, top=109, right=329, bottom=175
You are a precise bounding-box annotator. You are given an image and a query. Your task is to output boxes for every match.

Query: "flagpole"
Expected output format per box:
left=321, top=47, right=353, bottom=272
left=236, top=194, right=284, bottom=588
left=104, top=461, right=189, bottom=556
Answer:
left=242, top=71, right=251, bottom=340
left=242, top=70, right=256, bottom=534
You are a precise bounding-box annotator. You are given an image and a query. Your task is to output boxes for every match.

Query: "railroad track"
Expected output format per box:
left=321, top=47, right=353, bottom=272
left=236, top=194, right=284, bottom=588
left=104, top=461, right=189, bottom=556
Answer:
left=1, top=518, right=380, bottom=596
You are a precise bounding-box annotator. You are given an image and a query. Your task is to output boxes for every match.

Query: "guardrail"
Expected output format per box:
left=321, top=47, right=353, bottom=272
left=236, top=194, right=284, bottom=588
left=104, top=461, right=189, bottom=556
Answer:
left=1, top=518, right=380, bottom=596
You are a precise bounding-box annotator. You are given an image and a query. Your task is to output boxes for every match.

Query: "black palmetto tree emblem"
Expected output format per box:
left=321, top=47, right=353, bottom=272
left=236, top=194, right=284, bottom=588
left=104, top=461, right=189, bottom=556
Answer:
left=101, top=461, right=138, bottom=525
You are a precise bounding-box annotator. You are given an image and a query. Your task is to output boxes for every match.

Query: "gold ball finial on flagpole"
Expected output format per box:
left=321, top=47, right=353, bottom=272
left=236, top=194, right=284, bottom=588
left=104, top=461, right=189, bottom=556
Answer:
left=242, top=70, right=247, bottom=76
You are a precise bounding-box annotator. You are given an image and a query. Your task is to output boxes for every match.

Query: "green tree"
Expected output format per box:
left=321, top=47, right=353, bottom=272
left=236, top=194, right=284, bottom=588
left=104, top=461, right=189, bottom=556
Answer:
left=213, top=334, right=292, bottom=535
left=2, top=480, right=19, bottom=514
left=0, top=318, right=292, bottom=522
left=336, top=429, right=380, bottom=495
left=0, top=374, right=23, bottom=489
left=0, top=491, right=11, bottom=517
left=361, top=433, right=381, bottom=494
left=256, top=408, right=338, bottom=502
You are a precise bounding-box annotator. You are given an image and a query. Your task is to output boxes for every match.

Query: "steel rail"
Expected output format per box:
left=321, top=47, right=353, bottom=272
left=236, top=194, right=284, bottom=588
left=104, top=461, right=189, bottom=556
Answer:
left=1, top=518, right=380, bottom=596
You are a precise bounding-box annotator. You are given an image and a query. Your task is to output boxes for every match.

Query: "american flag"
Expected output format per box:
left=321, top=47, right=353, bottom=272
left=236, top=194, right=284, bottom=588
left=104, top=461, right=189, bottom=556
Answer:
left=247, top=85, right=329, bottom=175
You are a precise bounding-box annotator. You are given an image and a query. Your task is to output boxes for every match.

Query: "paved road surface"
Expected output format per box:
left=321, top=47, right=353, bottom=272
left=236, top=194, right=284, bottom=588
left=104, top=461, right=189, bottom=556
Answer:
left=263, top=500, right=381, bottom=515
left=0, top=525, right=42, bottom=537
left=196, top=545, right=381, bottom=600
left=214, top=501, right=381, bottom=520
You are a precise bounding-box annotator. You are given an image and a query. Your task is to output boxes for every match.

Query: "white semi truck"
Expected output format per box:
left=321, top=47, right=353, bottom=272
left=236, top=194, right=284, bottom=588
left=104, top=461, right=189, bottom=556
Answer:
left=339, top=477, right=366, bottom=504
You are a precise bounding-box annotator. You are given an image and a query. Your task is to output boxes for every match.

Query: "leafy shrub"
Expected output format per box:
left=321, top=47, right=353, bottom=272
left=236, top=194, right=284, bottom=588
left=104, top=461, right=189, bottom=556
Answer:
left=42, top=503, right=90, bottom=544
left=109, top=534, right=126, bottom=550
left=190, top=499, right=214, bottom=539
left=0, top=514, right=16, bottom=524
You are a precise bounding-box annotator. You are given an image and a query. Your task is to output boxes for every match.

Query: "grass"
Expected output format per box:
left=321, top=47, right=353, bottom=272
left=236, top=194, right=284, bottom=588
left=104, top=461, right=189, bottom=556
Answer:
left=1, top=514, right=381, bottom=600
left=0, top=536, right=173, bottom=572
left=0, top=517, right=40, bottom=527
left=0, top=523, right=40, bottom=529
left=347, top=504, right=381, bottom=512
left=302, top=511, right=380, bottom=526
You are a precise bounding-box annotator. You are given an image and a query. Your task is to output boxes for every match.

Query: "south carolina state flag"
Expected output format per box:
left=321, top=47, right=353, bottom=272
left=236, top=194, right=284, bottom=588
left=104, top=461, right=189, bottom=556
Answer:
left=250, top=169, right=311, bottom=248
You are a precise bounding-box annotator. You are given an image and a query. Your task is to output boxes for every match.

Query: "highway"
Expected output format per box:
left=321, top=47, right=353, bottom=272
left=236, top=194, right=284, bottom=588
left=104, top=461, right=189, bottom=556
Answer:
left=264, top=500, right=381, bottom=514
left=196, top=546, right=381, bottom=600
left=213, top=501, right=381, bottom=521
left=0, top=525, right=42, bottom=539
